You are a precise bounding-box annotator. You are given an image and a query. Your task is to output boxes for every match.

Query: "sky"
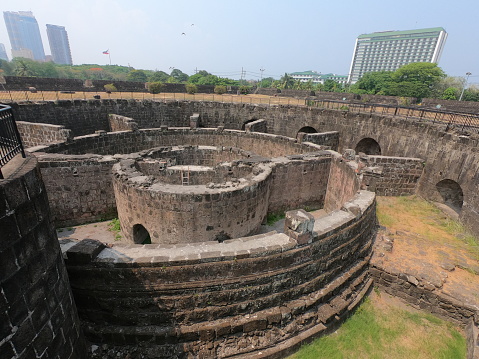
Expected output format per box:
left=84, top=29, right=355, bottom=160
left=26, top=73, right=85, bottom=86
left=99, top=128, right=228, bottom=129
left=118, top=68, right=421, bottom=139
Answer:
left=1, top=0, right=478, bottom=84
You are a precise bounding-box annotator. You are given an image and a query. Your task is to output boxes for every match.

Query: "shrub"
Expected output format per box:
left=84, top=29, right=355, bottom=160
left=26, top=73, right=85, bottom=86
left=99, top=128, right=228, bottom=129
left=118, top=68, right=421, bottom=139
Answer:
left=104, top=83, right=117, bottom=92
left=239, top=85, right=250, bottom=95
left=186, top=83, right=197, bottom=94
left=147, top=81, right=164, bottom=94
left=214, top=85, right=227, bottom=95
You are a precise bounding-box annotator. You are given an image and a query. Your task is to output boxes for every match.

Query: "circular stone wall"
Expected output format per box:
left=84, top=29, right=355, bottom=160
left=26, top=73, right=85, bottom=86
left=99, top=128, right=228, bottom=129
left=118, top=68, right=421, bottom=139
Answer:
left=113, top=146, right=273, bottom=244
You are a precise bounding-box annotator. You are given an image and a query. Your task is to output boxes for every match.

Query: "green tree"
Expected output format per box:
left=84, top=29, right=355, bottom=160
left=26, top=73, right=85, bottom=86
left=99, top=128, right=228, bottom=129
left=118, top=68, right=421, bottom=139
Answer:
left=276, top=73, right=295, bottom=89
left=0, top=59, right=14, bottom=76
left=13, top=58, right=35, bottom=76
left=387, top=62, right=445, bottom=100
left=258, top=77, right=274, bottom=88
left=170, top=69, right=189, bottom=82
left=442, top=87, right=459, bottom=100
left=127, top=70, right=147, bottom=82
left=351, top=71, right=393, bottom=94
left=149, top=71, right=169, bottom=82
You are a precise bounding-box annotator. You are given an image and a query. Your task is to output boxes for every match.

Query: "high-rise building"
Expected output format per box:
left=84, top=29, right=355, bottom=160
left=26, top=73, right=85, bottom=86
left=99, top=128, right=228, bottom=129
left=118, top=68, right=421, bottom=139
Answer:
left=3, top=11, right=45, bottom=61
left=46, top=24, right=73, bottom=65
left=348, top=27, right=448, bottom=84
left=0, top=43, right=8, bottom=61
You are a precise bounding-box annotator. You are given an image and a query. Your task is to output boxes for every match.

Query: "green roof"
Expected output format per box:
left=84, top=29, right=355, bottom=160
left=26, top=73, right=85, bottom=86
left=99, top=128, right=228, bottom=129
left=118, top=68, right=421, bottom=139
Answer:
left=358, top=27, right=446, bottom=39
left=289, top=71, right=318, bottom=76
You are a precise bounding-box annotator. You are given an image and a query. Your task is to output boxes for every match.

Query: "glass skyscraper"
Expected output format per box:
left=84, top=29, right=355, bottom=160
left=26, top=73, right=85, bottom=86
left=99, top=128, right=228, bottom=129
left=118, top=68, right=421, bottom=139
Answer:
left=348, top=27, right=448, bottom=84
left=46, top=24, right=73, bottom=65
left=3, top=11, right=45, bottom=61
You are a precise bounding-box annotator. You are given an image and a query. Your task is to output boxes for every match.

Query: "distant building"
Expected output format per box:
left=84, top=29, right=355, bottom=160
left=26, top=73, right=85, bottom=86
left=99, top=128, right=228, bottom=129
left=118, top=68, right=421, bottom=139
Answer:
left=0, top=43, right=8, bottom=61
left=46, top=24, right=73, bottom=65
left=3, top=11, right=45, bottom=61
left=289, top=71, right=348, bottom=85
left=348, top=27, right=448, bottom=84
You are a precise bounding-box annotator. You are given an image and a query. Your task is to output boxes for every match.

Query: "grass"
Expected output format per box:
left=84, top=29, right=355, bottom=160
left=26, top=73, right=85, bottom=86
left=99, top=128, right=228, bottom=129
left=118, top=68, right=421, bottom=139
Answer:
left=108, top=218, right=122, bottom=241
left=376, top=195, right=479, bottom=259
left=289, top=295, right=466, bottom=359
left=266, top=212, right=285, bottom=226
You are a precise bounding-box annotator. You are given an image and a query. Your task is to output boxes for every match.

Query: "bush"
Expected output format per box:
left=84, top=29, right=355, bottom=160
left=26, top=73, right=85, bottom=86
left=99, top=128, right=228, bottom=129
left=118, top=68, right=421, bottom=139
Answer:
left=186, top=83, right=197, bottom=94
left=239, top=85, right=250, bottom=95
left=147, top=81, right=164, bottom=94
left=104, top=83, right=117, bottom=92
left=214, top=85, right=227, bottom=95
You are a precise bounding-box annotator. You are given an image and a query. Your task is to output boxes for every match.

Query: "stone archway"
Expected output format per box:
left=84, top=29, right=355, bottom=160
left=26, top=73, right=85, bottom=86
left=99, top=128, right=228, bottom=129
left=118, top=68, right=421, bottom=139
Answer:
left=436, top=179, right=464, bottom=214
left=355, top=138, right=381, bottom=155
left=241, top=118, right=258, bottom=130
left=296, top=126, right=318, bottom=139
left=133, top=224, right=151, bottom=244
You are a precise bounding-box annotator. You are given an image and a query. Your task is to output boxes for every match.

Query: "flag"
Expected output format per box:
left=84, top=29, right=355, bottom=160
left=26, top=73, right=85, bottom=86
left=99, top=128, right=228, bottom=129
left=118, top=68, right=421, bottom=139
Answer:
left=102, top=50, right=109, bottom=55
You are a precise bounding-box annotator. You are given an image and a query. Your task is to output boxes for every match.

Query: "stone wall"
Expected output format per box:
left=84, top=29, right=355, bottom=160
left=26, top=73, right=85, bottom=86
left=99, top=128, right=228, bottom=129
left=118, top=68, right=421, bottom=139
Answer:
left=324, top=152, right=361, bottom=212
left=298, top=131, right=339, bottom=151
left=61, top=190, right=376, bottom=358
left=359, top=155, right=424, bottom=196
left=113, top=159, right=272, bottom=244
left=108, top=114, right=138, bottom=132
left=268, top=153, right=331, bottom=214
left=0, top=155, right=86, bottom=358
left=16, top=121, right=72, bottom=148
left=244, top=119, right=267, bottom=133
left=36, top=154, right=117, bottom=227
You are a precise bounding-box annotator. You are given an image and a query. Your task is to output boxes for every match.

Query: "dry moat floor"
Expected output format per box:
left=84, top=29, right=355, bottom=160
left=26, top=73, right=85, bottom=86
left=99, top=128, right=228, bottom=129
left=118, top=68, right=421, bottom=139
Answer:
left=57, top=196, right=479, bottom=358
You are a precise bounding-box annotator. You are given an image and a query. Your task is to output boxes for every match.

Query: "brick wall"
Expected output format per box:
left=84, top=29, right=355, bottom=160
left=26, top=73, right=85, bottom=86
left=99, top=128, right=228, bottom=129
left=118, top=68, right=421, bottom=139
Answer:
left=16, top=121, right=72, bottom=148
left=62, top=190, right=376, bottom=358
left=360, top=155, right=424, bottom=196
left=37, top=154, right=117, bottom=227
left=0, top=155, right=86, bottom=358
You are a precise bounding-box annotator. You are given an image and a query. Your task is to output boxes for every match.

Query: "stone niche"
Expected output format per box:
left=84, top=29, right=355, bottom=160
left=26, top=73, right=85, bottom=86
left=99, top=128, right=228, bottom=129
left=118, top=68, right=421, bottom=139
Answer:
left=112, top=145, right=272, bottom=244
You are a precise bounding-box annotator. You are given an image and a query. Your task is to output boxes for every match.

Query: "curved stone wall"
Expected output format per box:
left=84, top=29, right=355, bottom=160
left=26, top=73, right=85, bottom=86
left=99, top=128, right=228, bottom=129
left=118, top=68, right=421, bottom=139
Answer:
left=63, top=190, right=376, bottom=358
left=0, top=155, right=86, bottom=358
left=113, top=157, right=272, bottom=244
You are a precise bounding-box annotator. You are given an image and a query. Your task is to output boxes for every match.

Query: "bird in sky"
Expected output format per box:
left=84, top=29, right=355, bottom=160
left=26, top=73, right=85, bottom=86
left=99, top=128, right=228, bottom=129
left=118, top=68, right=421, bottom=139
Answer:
left=181, top=32, right=186, bottom=35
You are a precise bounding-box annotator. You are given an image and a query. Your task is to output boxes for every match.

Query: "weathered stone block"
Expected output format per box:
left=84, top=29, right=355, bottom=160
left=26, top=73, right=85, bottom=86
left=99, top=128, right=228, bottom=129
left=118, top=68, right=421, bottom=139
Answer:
left=66, top=239, right=105, bottom=265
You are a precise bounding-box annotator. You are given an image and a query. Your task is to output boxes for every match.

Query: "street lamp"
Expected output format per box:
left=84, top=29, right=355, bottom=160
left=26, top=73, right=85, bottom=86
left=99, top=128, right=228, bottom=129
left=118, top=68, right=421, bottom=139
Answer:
left=459, top=72, right=472, bottom=101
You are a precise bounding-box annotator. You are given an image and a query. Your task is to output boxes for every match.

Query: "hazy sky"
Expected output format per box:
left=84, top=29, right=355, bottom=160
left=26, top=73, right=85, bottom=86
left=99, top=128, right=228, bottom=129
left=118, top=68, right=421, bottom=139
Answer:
left=1, top=0, right=478, bottom=83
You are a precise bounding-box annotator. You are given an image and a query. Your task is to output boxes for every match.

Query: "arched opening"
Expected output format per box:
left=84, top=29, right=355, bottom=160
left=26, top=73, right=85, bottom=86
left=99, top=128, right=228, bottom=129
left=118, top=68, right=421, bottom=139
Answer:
left=296, top=126, right=318, bottom=139
left=133, top=224, right=151, bottom=244
left=436, top=179, right=464, bottom=214
left=241, top=118, right=258, bottom=130
left=355, top=138, right=381, bottom=155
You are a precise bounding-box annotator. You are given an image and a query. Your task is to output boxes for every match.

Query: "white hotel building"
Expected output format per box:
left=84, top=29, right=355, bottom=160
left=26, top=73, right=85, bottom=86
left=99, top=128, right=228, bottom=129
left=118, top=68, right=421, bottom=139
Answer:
left=347, top=27, right=448, bottom=84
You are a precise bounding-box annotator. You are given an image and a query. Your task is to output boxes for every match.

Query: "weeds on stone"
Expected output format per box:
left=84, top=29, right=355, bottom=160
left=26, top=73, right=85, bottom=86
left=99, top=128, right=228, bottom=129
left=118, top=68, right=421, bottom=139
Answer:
left=266, top=212, right=285, bottom=226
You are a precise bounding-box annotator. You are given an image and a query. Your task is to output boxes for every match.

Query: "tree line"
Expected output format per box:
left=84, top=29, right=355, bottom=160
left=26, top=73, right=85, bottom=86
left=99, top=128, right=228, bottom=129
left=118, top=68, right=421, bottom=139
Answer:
left=0, top=58, right=477, bottom=102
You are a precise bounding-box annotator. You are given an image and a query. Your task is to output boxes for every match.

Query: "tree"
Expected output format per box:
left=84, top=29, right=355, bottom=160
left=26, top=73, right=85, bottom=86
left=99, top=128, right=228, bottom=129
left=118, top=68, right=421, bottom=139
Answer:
left=351, top=71, right=393, bottom=94
left=149, top=71, right=169, bottom=82
left=275, top=73, right=295, bottom=89
left=127, top=70, right=147, bottom=82
left=387, top=62, right=445, bottom=100
left=441, top=87, right=459, bottom=100
left=170, top=69, right=189, bottom=82
left=13, top=58, right=34, bottom=77
left=258, top=77, right=274, bottom=88
left=0, top=59, right=14, bottom=75
left=322, top=79, right=343, bottom=92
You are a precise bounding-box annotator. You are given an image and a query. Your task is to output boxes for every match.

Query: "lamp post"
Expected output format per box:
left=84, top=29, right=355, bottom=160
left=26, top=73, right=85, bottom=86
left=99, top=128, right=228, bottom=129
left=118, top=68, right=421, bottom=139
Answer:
left=459, top=72, right=472, bottom=101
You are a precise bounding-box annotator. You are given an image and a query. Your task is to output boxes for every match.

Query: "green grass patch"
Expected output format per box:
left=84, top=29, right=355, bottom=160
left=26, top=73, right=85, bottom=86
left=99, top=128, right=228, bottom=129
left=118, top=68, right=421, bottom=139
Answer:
left=266, top=212, right=285, bottom=226
left=108, top=218, right=121, bottom=232
left=289, top=296, right=466, bottom=359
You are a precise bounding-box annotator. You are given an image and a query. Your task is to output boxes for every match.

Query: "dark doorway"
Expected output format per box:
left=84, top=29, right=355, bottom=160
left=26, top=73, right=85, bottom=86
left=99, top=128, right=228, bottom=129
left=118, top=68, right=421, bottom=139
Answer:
left=436, top=179, right=464, bottom=214
left=355, top=138, right=381, bottom=155
left=133, top=224, right=151, bottom=244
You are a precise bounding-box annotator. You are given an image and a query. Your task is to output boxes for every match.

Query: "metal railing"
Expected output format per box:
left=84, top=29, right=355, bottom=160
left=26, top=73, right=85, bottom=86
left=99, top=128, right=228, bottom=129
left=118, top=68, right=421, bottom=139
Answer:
left=0, top=90, right=478, bottom=134
left=0, top=104, right=25, bottom=179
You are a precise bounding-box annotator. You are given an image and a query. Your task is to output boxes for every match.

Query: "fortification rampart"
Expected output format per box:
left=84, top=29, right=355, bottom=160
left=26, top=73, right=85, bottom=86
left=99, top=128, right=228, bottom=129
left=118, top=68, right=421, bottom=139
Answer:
left=0, top=155, right=86, bottom=358
left=61, top=190, right=376, bottom=358
left=18, top=99, right=478, bottom=236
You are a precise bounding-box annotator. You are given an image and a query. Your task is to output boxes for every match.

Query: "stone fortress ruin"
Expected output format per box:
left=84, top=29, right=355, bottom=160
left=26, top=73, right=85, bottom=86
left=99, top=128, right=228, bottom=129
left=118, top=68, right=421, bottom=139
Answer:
left=1, top=94, right=479, bottom=358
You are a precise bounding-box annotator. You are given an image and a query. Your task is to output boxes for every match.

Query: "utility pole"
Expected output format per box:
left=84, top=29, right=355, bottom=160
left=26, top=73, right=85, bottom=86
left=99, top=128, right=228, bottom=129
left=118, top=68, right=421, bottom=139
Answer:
left=259, top=67, right=265, bottom=87
left=240, top=67, right=245, bottom=85
left=459, top=72, right=472, bottom=101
